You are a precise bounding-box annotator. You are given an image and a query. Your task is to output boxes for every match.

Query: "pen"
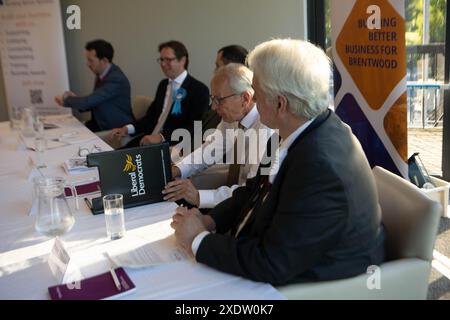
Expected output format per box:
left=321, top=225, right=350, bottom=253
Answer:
left=109, top=267, right=122, bottom=291
left=61, top=131, right=79, bottom=138
left=84, top=197, right=92, bottom=210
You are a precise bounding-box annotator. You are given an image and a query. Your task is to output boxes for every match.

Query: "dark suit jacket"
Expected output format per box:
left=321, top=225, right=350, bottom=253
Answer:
left=132, top=74, right=209, bottom=147
left=196, top=110, right=385, bottom=286
left=64, top=64, right=134, bottom=131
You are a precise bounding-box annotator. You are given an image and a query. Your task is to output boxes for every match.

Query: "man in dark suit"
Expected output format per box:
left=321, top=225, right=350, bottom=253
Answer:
left=110, top=41, right=209, bottom=148
left=171, top=39, right=385, bottom=286
left=54, top=39, right=134, bottom=132
left=215, top=44, right=248, bottom=70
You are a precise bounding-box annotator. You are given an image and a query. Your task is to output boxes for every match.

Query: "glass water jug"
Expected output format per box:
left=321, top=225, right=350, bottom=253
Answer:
left=35, top=177, right=75, bottom=237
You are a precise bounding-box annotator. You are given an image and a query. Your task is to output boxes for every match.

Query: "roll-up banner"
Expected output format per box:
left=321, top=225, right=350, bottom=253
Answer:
left=0, top=0, right=70, bottom=118
left=331, top=0, right=407, bottom=177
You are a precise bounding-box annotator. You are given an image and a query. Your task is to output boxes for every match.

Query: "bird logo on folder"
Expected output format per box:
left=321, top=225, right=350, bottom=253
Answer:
left=86, top=144, right=172, bottom=214
left=123, top=154, right=136, bottom=172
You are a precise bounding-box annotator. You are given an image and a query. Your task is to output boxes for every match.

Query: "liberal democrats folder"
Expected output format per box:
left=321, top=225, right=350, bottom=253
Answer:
left=86, top=143, right=172, bottom=214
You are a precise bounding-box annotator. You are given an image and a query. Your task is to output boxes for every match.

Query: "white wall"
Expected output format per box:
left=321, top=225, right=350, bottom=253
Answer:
left=0, top=0, right=307, bottom=121
left=0, top=61, right=6, bottom=121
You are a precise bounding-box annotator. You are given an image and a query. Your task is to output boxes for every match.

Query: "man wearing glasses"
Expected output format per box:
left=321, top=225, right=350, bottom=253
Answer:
left=163, top=63, right=273, bottom=209
left=201, top=45, right=250, bottom=135
left=110, top=40, right=209, bottom=148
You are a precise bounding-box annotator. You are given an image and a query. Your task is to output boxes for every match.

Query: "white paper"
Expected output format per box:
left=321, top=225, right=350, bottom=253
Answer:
left=20, top=134, right=68, bottom=151
left=49, top=130, right=97, bottom=145
left=63, top=157, right=97, bottom=174
left=108, top=235, right=192, bottom=269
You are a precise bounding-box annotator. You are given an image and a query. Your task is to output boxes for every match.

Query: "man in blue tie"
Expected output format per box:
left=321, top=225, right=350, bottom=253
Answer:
left=109, top=40, right=209, bottom=149
left=54, top=39, right=134, bottom=132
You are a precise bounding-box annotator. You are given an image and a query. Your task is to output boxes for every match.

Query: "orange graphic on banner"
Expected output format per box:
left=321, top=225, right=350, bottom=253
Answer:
left=336, top=0, right=406, bottom=110
left=384, top=93, right=407, bottom=161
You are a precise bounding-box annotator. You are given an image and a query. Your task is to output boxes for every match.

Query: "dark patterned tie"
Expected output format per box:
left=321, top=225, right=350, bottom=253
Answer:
left=94, top=76, right=102, bottom=89
left=231, top=174, right=271, bottom=238
left=226, top=124, right=245, bottom=186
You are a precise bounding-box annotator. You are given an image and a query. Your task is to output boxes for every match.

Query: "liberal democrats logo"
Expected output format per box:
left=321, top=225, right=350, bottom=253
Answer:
left=124, top=154, right=146, bottom=197
left=123, top=154, right=136, bottom=172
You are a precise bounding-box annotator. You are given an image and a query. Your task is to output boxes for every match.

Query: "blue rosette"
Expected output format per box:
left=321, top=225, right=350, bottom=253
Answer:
left=171, top=87, right=187, bottom=116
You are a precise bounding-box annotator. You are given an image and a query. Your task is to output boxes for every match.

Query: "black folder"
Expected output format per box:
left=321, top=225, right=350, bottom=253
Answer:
left=86, top=143, right=172, bottom=214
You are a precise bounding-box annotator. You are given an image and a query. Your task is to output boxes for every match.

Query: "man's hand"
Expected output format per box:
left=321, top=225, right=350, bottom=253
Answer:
left=107, top=126, right=129, bottom=146
left=171, top=166, right=182, bottom=179
left=55, top=91, right=76, bottom=107
left=163, top=179, right=200, bottom=207
left=54, top=95, right=64, bottom=107
left=108, top=126, right=128, bottom=140
left=170, top=206, right=208, bottom=254
left=64, top=91, right=76, bottom=97
left=139, top=134, right=163, bottom=146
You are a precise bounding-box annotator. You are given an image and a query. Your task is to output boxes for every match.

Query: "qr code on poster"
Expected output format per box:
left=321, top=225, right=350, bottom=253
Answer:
left=30, top=89, right=43, bottom=104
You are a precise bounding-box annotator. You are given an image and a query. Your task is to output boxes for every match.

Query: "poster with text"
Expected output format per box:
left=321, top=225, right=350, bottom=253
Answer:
left=0, top=0, right=70, bottom=118
left=331, top=0, right=407, bottom=177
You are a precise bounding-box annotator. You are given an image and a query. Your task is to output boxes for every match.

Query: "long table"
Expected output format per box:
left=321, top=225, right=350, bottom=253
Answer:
left=0, top=116, right=284, bottom=300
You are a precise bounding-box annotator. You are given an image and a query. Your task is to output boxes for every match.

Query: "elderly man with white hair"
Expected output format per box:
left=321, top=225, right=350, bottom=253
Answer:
left=171, top=39, right=385, bottom=285
left=163, top=63, right=273, bottom=209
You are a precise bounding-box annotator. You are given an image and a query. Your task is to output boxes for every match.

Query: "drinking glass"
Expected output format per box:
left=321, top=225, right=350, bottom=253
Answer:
left=34, top=119, right=47, bottom=168
left=103, top=194, right=126, bottom=240
left=21, top=107, right=37, bottom=137
left=9, top=107, right=22, bottom=131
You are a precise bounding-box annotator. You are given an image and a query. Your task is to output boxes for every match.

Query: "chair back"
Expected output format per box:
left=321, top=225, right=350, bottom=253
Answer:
left=132, top=96, right=152, bottom=120
left=372, top=166, right=441, bottom=261
left=276, top=166, right=441, bottom=300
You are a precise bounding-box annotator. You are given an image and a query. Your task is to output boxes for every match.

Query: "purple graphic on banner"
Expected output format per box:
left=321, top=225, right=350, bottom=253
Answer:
left=335, top=93, right=401, bottom=176
left=333, top=65, right=342, bottom=97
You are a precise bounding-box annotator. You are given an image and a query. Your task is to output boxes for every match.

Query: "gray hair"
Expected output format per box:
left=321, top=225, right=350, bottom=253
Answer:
left=247, top=39, right=331, bottom=119
left=214, top=63, right=254, bottom=96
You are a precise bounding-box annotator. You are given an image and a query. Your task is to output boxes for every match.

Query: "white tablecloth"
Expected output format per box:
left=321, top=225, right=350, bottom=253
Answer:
left=0, top=118, right=284, bottom=300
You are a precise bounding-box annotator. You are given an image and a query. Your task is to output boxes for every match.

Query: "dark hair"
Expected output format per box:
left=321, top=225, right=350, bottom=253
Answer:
left=218, top=45, right=248, bottom=66
left=158, top=40, right=189, bottom=69
left=85, top=39, right=114, bottom=62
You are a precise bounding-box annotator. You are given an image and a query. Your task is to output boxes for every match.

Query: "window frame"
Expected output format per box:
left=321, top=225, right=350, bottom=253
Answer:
left=309, top=0, right=450, bottom=180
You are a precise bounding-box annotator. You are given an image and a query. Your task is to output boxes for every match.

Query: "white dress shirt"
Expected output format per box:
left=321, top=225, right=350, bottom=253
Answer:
left=266, top=117, right=314, bottom=184
left=99, top=63, right=112, bottom=80
left=175, top=105, right=273, bottom=208
left=191, top=117, right=315, bottom=256
left=126, top=70, right=188, bottom=135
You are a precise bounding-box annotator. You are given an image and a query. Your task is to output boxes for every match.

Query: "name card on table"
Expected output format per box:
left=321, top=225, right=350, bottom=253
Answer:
left=48, top=237, right=83, bottom=285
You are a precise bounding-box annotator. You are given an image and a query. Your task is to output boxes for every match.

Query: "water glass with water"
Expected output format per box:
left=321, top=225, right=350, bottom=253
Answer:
left=21, top=107, right=36, bottom=137
left=103, top=194, right=126, bottom=240
left=34, top=137, right=47, bottom=168
left=33, top=119, right=47, bottom=168
left=9, top=108, right=22, bottom=131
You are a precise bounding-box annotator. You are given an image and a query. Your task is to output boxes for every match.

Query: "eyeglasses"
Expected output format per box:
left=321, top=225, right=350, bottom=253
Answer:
left=157, top=57, right=178, bottom=64
left=78, top=145, right=102, bottom=157
left=209, top=93, right=239, bottom=106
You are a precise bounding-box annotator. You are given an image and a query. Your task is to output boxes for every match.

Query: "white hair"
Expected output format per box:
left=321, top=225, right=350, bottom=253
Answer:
left=214, top=63, right=254, bottom=96
left=247, top=39, right=331, bottom=119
